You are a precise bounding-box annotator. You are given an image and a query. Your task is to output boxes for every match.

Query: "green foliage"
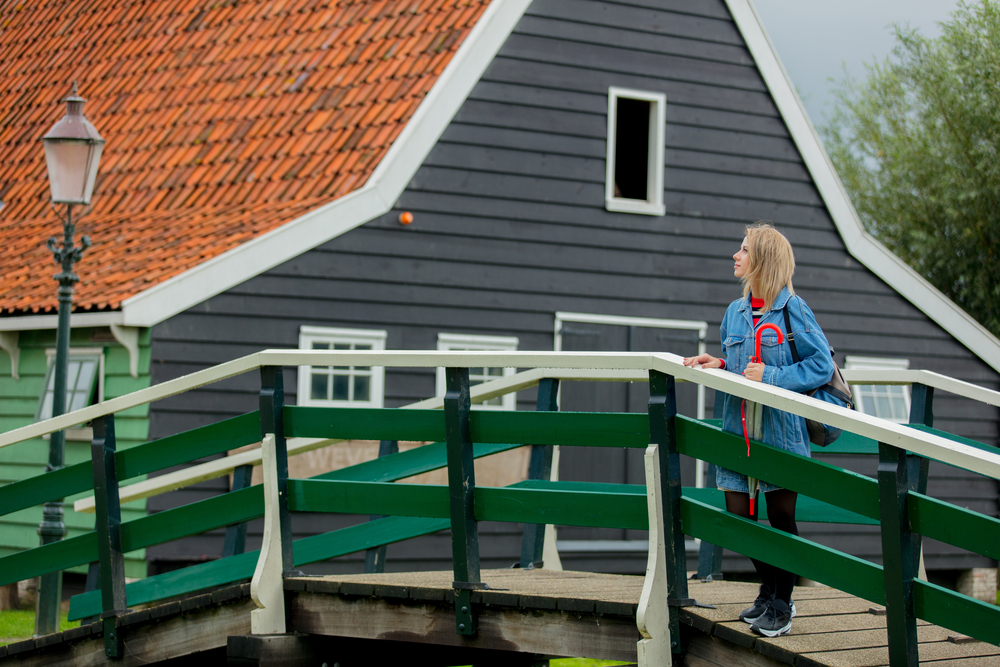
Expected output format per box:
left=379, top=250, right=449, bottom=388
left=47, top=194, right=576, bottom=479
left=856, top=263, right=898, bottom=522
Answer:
left=823, top=0, right=1000, bottom=337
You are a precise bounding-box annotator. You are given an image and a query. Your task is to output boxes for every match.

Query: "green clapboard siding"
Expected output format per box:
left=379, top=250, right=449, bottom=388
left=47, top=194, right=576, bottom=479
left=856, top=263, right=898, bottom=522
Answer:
left=0, top=327, right=152, bottom=578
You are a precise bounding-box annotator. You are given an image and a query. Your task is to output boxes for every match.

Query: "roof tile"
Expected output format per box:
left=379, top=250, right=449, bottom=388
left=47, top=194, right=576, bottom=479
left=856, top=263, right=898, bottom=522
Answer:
left=0, top=0, right=490, bottom=315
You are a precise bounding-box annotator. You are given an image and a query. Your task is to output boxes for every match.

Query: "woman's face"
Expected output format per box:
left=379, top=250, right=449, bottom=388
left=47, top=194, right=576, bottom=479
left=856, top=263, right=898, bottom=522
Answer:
left=733, top=236, right=750, bottom=278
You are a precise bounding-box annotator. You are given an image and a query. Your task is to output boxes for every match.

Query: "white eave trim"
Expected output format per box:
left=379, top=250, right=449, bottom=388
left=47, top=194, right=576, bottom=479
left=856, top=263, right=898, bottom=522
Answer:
left=112, top=0, right=532, bottom=329
left=0, top=311, right=124, bottom=331
left=726, top=0, right=1000, bottom=374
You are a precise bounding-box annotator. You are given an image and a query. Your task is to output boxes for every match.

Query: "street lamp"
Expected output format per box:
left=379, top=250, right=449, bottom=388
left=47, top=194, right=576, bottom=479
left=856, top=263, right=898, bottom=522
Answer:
left=35, top=82, right=104, bottom=636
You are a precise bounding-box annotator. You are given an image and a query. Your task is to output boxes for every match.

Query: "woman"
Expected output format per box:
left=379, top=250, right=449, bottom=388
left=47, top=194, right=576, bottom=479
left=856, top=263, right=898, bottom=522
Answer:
left=682, top=222, right=835, bottom=638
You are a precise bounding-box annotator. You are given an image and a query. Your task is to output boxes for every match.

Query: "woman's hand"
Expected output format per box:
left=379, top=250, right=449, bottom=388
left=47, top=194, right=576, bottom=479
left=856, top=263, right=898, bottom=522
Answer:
left=682, top=353, right=722, bottom=369
left=744, top=362, right=764, bottom=382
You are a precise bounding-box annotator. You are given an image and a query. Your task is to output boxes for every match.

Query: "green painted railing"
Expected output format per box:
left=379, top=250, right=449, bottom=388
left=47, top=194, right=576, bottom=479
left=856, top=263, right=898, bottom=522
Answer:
left=0, top=352, right=998, bottom=667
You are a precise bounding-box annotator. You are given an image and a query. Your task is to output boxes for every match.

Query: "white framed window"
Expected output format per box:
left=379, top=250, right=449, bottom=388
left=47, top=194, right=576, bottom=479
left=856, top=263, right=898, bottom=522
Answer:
left=845, top=356, right=911, bottom=423
left=436, top=334, right=519, bottom=410
left=36, top=348, right=105, bottom=440
left=605, top=87, right=666, bottom=216
left=297, top=326, right=387, bottom=408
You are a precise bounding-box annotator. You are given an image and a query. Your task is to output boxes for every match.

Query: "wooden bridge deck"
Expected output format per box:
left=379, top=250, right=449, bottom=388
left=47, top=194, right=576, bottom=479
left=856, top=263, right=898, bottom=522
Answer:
left=4, top=570, right=997, bottom=666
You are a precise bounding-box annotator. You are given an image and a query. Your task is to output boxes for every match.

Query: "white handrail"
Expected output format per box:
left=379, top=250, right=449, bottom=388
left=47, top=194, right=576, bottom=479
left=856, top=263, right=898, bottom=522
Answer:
left=840, top=368, right=1000, bottom=408
left=3, top=350, right=999, bottom=481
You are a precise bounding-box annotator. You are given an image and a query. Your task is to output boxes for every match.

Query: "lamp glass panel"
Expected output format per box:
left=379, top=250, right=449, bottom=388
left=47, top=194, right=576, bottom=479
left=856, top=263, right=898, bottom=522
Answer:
left=43, top=140, right=94, bottom=204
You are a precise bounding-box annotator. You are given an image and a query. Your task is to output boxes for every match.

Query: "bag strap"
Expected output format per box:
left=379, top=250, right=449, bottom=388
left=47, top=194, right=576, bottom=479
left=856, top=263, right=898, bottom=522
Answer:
left=783, top=299, right=854, bottom=408
left=783, top=302, right=801, bottom=363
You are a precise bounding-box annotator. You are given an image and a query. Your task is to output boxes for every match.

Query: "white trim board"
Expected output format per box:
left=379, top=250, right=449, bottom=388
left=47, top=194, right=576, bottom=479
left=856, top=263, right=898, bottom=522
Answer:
left=0, top=311, right=124, bottom=332
left=725, top=0, right=1000, bottom=374
left=114, top=0, right=533, bottom=328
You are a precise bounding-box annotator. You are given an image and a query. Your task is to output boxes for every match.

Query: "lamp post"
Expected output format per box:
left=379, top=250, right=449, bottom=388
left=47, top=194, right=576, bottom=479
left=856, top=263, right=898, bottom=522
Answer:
left=35, top=82, right=104, bottom=636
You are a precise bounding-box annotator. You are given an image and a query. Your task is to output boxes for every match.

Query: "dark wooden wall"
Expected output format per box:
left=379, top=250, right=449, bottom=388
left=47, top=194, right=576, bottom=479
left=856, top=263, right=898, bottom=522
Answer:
left=146, top=0, right=999, bottom=576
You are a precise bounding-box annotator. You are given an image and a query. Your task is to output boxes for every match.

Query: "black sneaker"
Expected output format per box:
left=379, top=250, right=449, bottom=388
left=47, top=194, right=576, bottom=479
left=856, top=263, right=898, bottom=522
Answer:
left=751, top=598, right=792, bottom=637
left=739, top=585, right=774, bottom=624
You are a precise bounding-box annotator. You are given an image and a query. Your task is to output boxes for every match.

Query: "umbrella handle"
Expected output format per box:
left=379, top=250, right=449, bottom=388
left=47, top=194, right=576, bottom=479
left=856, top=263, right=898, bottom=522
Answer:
left=754, top=323, right=784, bottom=361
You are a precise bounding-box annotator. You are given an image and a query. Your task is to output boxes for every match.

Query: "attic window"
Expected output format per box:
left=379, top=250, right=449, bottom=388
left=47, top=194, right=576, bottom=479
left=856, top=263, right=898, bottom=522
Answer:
left=605, top=87, right=666, bottom=216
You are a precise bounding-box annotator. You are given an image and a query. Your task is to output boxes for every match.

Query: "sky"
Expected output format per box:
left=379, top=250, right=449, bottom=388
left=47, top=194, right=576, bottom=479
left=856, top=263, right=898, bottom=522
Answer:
left=751, top=0, right=963, bottom=129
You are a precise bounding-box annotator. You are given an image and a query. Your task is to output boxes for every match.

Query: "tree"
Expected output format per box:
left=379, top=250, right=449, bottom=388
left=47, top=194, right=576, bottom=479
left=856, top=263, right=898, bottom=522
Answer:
left=822, top=0, right=1000, bottom=338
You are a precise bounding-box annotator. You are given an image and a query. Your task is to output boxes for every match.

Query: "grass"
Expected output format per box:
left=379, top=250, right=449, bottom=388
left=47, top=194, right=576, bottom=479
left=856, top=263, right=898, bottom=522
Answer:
left=0, top=610, right=78, bottom=646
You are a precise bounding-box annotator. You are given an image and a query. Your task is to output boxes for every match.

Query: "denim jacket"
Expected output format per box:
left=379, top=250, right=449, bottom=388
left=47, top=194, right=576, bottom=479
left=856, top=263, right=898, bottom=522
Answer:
left=719, top=287, right=835, bottom=459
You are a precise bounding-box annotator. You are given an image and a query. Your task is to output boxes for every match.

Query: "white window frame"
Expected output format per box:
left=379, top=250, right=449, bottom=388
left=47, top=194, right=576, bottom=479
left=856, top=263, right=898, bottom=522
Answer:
left=297, top=326, right=387, bottom=408
left=845, top=356, right=911, bottom=423
left=605, top=86, right=667, bottom=216
left=38, top=347, right=105, bottom=441
left=435, top=333, right=519, bottom=410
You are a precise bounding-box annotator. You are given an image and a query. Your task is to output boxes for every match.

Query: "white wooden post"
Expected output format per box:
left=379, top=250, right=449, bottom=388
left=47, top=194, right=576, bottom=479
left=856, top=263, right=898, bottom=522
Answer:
left=250, top=433, right=286, bottom=634
left=637, top=444, right=672, bottom=666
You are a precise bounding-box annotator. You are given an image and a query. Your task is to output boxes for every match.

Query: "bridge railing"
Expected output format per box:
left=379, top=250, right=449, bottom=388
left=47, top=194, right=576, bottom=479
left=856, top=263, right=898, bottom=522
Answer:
left=0, top=351, right=998, bottom=667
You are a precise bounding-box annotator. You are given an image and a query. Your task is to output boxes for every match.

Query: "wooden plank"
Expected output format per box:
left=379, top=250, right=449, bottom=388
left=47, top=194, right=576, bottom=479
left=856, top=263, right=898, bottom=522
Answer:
left=913, top=579, right=1000, bottom=647
left=0, top=532, right=97, bottom=587
left=909, top=491, right=1000, bottom=561
left=471, top=410, right=648, bottom=448
left=682, top=497, right=886, bottom=605
left=514, top=14, right=751, bottom=65
left=70, top=515, right=451, bottom=620
left=13, top=598, right=254, bottom=667
left=284, top=406, right=446, bottom=441
left=287, top=479, right=450, bottom=518
left=500, top=33, right=764, bottom=91
left=483, top=56, right=780, bottom=114
left=677, top=417, right=880, bottom=520
left=526, top=0, right=739, bottom=41
left=286, top=591, right=641, bottom=662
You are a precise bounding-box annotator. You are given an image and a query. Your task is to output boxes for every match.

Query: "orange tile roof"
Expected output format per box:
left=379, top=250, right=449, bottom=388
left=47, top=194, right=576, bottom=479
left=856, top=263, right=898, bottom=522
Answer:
left=0, top=0, right=490, bottom=315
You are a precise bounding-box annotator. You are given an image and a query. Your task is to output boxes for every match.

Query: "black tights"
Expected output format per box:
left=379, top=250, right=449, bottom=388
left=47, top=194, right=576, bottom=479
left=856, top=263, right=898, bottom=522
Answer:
left=725, top=489, right=799, bottom=603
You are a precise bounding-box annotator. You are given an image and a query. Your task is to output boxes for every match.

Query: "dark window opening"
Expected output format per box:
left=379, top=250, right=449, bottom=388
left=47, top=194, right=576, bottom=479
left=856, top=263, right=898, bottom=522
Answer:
left=614, top=98, right=651, bottom=201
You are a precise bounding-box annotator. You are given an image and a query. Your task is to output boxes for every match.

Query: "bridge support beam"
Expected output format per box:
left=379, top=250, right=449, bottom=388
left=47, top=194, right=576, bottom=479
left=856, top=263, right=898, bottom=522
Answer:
left=259, top=367, right=292, bottom=573
left=878, top=442, right=920, bottom=667
left=520, top=377, right=559, bottom=569
left=637, top=444, right=672, bottom=667
left=648, top=370, right=686, bottom=654
left=91, top=414, right=127, bottom=660
left=222, top=464, right=254, bottom=558
left=444, top=367, right=482, bottom=636
left=364, top=439, right=400, bottom=573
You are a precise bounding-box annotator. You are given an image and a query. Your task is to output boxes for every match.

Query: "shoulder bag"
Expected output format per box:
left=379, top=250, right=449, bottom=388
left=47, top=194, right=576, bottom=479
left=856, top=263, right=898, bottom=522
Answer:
left=783, top=304, right=854, bottom=447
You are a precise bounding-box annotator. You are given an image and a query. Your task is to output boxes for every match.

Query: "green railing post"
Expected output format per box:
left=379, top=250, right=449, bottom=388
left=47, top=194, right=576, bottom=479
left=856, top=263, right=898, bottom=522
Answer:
left=260, top=366, right=293, bottom=573
left=91, top=414, right=127, bottom=659
left=648, top=369, right=687, bottom=654
left=364, top=439, right=399, bottom=573
left=878, top=442, right=920, bottom=667
left=221, top=464, right=254, bottom=558
left=520, top=377, right=559, bottom=568
left=444, top=367, right=481, bottom=636
left=907, top=384, right=933, bottom=495
left=696, top=392, right=726, bottom=580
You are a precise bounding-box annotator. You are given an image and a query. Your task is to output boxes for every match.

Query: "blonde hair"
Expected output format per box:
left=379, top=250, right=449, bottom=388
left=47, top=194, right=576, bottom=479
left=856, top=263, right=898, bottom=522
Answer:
left=741, top=221, right=795, bottom=312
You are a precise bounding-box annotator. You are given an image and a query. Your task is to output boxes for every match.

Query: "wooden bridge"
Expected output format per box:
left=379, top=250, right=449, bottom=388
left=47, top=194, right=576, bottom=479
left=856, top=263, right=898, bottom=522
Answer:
left=1, top=351, right=999, bottom=666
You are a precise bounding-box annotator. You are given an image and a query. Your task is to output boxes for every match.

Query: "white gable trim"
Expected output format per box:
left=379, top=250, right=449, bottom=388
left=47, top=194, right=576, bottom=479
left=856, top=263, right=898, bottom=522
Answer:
left=117, top=0, right=533, bottom=328
left=725, top=0, right=1000, bottom=374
